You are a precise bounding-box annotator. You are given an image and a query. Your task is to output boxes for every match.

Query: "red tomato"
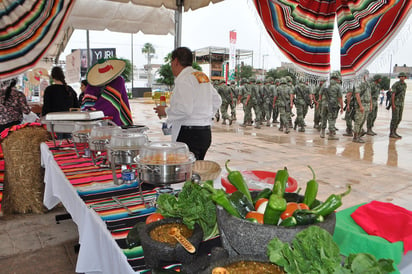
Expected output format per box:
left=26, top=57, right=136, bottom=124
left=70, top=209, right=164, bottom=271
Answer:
left=145, top=212, right=164, bottom=224
left=298, top=203, right=310, bottom=210
left=280, top=202, right=300, bottom=220
left=245, top=211, right=264, bottom=224
left=254, top=198, right=269, bottom=211
left=280, top=202, right=309, bottom=220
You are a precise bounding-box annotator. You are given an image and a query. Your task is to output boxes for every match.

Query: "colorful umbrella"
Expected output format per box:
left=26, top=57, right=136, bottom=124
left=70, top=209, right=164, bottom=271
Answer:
left=0, top=0, right=74, bottom=80
left=253, top=0, right=412, bottom=80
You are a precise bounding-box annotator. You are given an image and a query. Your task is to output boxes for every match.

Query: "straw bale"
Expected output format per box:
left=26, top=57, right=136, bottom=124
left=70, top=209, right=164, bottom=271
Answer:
left=1, top=126, right=51, bottom=214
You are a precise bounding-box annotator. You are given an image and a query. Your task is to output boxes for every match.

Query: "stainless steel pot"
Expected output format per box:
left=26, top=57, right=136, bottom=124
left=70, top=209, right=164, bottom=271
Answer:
left=107, top=146, right=142, bottom=165
left=135, top=156, right=195, bottom=186
left=72, top=132, right=89, bottom=143
left=89, top=138, right=110, bottom=152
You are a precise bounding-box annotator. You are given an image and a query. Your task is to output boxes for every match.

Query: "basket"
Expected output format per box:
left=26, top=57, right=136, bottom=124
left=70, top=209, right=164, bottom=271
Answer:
left=0, top=126, right=51, bottom=214
left=192, top=160, right=222, bottom=181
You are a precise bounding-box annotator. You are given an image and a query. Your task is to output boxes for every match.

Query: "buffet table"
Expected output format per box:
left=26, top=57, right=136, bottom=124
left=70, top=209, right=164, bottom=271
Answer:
left=41, top=141, right=220, bottom=273
left=41, top=141, right=158, bottom=273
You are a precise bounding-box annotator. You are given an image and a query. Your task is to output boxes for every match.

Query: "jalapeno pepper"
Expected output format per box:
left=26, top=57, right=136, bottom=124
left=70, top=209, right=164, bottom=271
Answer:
left=292, top=210, right=324, bottom=225
left=279, top=216, right=297, bottom=227
left=302, top=165, right=318, bottom=208
left=202, top=182, right=241, bottom=218
left=253, top=187, right=272, bottom=204
left=272, top=167, right=288, bottom=196
left=311, top=185, right=352, bottom=217
left=228, top=190, right=255, bottom=218
left=225, top=160, right=253, bottom=203
left=263, top=193, right=287, bottom=225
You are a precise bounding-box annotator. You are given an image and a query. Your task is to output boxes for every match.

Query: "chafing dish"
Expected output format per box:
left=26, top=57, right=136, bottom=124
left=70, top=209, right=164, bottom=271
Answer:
left=89, top=126, right=121, bottom=165
left=134, top=142, right=195, bottom=186
left=107, top=131, right=148, bottom=185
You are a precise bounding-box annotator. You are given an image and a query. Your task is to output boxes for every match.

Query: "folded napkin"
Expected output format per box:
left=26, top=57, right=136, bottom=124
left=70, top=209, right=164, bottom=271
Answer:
left=351, top=201, right=412, bottom=254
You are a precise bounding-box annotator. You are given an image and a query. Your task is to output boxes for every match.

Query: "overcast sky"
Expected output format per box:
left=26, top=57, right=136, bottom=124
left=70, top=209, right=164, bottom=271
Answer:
left=62, top=0, right=412, bottom=74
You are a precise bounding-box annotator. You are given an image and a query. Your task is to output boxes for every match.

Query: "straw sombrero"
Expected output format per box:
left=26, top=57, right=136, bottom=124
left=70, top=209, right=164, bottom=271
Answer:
left=87, top=59, right=125, bottom=87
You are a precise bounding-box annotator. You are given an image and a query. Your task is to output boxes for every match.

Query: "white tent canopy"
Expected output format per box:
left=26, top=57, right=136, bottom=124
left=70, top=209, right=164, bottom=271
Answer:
left=49, top=0, right=225, bottom=63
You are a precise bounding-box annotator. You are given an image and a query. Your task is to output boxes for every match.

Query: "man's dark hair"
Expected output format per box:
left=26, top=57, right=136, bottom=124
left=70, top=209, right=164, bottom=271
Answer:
left=171, top=47, right=193, bottom=67
left=81, top=79, right=88, bottom=86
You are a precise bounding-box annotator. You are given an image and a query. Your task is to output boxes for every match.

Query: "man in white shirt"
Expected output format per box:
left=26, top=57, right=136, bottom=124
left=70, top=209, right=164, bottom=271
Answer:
left=154, top=47, right=222, bottom=160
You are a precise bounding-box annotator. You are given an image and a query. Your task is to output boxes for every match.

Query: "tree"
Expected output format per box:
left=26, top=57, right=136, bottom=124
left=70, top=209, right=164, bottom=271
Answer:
left=142, top=43, right=155, bottom=87
left=266, top=68, right=296, bottom=84
left=380, top=76, right=390, bottom=90
left=238, top=65, right=254, bottom=80
left=156, top=52, right=202, bottom=91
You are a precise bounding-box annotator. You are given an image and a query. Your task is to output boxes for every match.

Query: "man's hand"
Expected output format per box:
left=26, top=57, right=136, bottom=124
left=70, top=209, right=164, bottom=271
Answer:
left=154, top=105, right=167, bottom=119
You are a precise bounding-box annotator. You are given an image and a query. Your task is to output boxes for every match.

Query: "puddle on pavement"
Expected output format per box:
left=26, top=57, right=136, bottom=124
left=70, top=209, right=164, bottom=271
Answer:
left=216, top=129, right=411, bottom=170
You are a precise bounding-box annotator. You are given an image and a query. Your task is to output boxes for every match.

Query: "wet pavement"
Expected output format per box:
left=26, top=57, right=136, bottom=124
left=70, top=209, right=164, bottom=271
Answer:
left=0, top=91, right=411, bottom=273
left=134, top=91, right=412, bottom=212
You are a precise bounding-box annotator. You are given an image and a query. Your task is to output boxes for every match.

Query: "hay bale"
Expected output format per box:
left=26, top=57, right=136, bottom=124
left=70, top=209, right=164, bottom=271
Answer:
left=1, top=126, right=51, bottom=214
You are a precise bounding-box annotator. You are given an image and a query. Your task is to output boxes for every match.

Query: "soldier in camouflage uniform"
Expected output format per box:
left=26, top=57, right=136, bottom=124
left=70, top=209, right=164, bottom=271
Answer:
left=250, top=78, right=263, bottom=128
left=228, top=80, right=238, bottom=121
left=272, top=79, right=280, bottom=123
left=238, top=78, right=252, bottom=127
left=343, top=86, right=355, bottom=137
left=213, top=80, right=220, bottom=122
left=217, top=79, right=233, bottom=125
left=352, top=71, right=372, bottom=143
left=262, top=77, right=274, bottom=126
left=366, top=74, right=382, bottom=135
left=389, top=72, right=408, bottom=138
left=313, top=79, right=325, bottom=130
left=293, top=78, right=312, bottom=132
left=285, top=76, right=294, bottom=128
left=273, top=78, right=293, bottom=134
left=318, top=72, right=344, bottom=140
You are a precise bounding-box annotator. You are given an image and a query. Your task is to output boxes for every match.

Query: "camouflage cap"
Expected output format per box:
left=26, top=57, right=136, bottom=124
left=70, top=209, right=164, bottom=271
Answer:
left=279, top=77, right=287, bottom=84
left=330, top=71, right=341, bottom=80
left=398, top=72, right=408, bottom=78
left=266, top=77, right=274, bottom=82
left=219, top=79, right=226, bottom=84
left=274, top=79, right=280, bottom=84
left=285, top=76, right=292, bottom=82
left=249, top=77, right=256, bottom=83
left=230, top=80, right=236, bottom=84
left=256, top=79, right=262, bottom=84
left=240, top=78, right=248, bottom=84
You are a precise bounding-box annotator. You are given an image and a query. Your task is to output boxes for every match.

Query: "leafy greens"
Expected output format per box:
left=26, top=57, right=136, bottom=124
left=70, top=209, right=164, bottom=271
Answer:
left=156, top=181, right=218, bottom=240
left=267, top=226, right=395, bottom=274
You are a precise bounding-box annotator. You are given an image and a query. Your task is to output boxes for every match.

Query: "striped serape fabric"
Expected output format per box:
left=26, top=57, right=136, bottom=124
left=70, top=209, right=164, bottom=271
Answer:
left=0, top=145, right=3, bottom=212
left=46, top=141, right=221, bottom=271
left=253, top=0, right=412, bottom=80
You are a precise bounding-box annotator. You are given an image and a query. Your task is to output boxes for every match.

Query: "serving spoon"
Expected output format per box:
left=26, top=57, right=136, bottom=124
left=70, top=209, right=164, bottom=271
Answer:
left=168, top=227, right=196, bottom=253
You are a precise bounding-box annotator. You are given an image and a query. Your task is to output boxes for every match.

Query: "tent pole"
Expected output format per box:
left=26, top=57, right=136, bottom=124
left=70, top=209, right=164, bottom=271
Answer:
left=131, top=33, right=134, bottom=95
left=86, top=30, right=91, bottom=68
left=174, top=0, right=183, bottom=49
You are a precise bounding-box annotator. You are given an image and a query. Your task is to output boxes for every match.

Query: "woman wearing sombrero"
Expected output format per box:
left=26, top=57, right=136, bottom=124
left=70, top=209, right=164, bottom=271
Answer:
left=81, top=59, right=133, bottom=126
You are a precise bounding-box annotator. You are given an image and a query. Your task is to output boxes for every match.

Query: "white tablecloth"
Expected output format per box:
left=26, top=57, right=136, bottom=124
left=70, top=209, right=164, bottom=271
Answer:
left=41, top=143, right=136, bottom=274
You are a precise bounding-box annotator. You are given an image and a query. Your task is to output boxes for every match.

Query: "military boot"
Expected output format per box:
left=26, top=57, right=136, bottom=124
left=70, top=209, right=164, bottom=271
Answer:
left=389, top=128, right=398, bottom=138
left=353, top=133, right=365, bottom=143
left=266, top=121, right=271, bottom=127
left=394, top=131, right=402, bottom=138
left=320, top=129, right=325, bottom=138
left=343, top=128, right=353, bottom=137
left=228, top=119, right=233, bottom=126
left=328, top=131, right=339, bottom=140
left=293, top=121, right=298, bottom=130
left=284, top=126, right=290, bottom=134
left=298, top=127, right=305, bottom=132
left=273, top=120, right=279, bottom=124
left=222, top=119, right=226, bottom=125
left=215, top=113, right=220, bottom=122
left=366, top=128, right=376, bottom=136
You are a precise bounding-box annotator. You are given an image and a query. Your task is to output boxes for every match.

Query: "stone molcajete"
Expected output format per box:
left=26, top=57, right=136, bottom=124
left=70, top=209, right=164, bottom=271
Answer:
left=216, top=192, right=336, bottom=257
left=139, top=218, right=203, bottom=269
